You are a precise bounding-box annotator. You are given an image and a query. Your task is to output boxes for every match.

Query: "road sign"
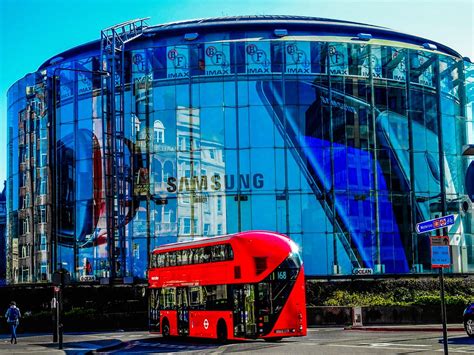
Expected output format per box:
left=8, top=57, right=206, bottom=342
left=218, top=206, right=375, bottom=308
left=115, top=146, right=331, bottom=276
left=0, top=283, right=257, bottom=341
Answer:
left=416, top=215, right=455, bottom=234
left=430, top=236, right=451, bottom=268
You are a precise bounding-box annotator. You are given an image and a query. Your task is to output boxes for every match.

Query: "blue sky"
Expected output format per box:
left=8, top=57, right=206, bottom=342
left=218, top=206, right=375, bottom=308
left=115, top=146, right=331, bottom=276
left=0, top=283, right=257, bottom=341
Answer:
left=0, top=0, right=473, bottom=185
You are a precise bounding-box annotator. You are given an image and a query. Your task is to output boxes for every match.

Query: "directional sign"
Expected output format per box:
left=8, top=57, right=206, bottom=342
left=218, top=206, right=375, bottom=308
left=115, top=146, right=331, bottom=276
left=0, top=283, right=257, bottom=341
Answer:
left=430, top=236, right=451, bottom=268
left=416, top=215, right=455, bottom=234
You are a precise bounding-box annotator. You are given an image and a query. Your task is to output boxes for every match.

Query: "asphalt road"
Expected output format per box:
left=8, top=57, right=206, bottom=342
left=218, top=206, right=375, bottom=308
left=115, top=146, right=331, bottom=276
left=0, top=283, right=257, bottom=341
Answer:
left=97, top=328, right=474, bottom=354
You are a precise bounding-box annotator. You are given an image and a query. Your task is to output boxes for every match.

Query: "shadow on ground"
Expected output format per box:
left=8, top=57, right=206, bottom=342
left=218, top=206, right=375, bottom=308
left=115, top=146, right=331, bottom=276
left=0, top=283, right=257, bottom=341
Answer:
left=442, top=336, right=474, bottom=345
left=114, top=337, right=287, bottom=354
left=36, top=338, right=121, bottom=354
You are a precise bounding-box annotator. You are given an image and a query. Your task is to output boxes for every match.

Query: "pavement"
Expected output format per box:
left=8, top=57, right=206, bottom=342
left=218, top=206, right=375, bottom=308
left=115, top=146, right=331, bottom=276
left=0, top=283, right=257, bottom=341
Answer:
left=0, top=331, right=153, bottom=354
left=0, top=325, right=468, bottom=354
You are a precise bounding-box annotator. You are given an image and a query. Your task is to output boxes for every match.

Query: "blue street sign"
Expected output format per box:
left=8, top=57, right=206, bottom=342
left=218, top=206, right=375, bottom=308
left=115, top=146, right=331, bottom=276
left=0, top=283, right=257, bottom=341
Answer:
left=415, top=215, right=455, bottom=234
left=432, top=246, right=451, bottom=267
left=430, top=236, right=451, bottom=268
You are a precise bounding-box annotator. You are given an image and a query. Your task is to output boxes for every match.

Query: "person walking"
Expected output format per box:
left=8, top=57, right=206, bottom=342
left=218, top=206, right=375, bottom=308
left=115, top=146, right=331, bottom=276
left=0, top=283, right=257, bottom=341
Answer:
left=5, top=301, right=21, bottom=344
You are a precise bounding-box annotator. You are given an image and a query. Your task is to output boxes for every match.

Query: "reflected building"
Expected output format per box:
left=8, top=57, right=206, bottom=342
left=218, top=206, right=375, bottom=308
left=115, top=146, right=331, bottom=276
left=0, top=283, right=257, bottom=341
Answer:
left=5, top=16, right=474, bottom=284
left=0, top=181, right=6, bottom=284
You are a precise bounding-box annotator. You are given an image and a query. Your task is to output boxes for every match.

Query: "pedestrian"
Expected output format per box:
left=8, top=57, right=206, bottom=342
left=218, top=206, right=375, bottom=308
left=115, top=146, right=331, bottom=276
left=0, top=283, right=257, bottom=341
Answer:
left=5, top=301, right=21, bottom=344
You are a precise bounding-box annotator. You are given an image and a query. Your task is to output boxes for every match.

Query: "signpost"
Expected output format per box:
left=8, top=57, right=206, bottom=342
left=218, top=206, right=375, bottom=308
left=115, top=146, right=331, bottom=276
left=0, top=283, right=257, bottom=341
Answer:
left=416, top=215, right=453, bottom=355
left=431, top=236, right=451, bottom=355
left=52, top=268, right=70, bottom=350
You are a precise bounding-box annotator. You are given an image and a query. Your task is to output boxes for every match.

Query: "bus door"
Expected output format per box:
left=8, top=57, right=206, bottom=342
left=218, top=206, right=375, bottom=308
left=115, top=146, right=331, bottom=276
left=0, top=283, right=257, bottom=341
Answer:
left=149, top=288, right=160, bottom=332
left=177, top=287, right=189, bottom=336
left=233, top=284, right=257, bottom=338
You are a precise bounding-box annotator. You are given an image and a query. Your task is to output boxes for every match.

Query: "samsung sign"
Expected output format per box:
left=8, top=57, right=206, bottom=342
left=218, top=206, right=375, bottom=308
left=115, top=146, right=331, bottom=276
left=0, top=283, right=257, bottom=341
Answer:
left=166, top=173, right=264, bottom=193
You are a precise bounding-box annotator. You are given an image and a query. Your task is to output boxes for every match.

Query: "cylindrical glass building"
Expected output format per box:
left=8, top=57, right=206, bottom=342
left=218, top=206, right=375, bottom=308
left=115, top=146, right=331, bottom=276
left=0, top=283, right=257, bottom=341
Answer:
left=6, top=16, right=474, bottom=284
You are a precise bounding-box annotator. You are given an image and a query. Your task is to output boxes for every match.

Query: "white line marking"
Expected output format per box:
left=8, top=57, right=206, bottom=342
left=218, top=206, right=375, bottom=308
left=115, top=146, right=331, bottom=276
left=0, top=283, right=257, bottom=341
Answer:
left=435, top=349, right=474, bottom=353
left=368, top=342, right=431, bottom=347
left=327, top=343, right=435, bottom=351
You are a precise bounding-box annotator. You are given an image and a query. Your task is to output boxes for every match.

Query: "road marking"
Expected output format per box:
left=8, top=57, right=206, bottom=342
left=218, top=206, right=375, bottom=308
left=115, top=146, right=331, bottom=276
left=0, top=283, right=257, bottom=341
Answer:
left=0, top=351, right=55, bottom=354
left=327, top=343, right=434, bottom=351
left=369, top=342, right=431, bottom=347
left=435, top=348, right=474, bottom=353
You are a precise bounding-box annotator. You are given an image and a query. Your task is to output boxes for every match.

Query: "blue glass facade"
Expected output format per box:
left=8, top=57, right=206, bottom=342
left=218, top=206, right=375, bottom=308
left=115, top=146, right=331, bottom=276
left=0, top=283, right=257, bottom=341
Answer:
left=6, top=17, right=474, bottom=283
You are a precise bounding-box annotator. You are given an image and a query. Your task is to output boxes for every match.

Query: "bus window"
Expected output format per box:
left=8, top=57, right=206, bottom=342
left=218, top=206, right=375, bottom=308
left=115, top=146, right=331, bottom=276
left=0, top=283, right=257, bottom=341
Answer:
left=181, top=249, right=189, bottom=265
left=169, top=252, right=177, bottom=266
left=257, top=282, right=271, bottom=314
left=194, top=248, right=203, bottom=264
left=176, top=250, right=183, bottom=266
left=160, top=288, right=176, bottom=309
left=189, top=286, right=205, bottom=309
left=211, top=244, right=232, bottom=261
left=226, top=244, right=234, bottom=260
left=157, top=254, right=164, bottom=268
left=188, top=248, right=195, bottom=264
left=150, top=288, right=160, bottom=310
left=202, top=247, right=211, bottom=263
left=210, top=246, right=218, bottom=261
left=149, top=288, right=161, bottom=330
left=205, top=285, right=229, bottom=310
left=177, top=287, right=188, bottom=307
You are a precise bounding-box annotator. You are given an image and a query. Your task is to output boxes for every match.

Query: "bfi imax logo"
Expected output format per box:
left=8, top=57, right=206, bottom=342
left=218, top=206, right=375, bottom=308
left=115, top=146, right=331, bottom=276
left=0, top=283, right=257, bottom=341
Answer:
left=246, top=42, right=271, bottom=74
left=391, top=49, right=406, bottom=81
left=132, top=52, right=146, bottom=72
left=205, top=43, right=231, bottom=76
left=285, top=42, right=311, bottom=74
left=328, top=44, right=348, bottom=75
left=360, top=46, right=382, bottom=78
left=167, top=46, right=190, bottom=79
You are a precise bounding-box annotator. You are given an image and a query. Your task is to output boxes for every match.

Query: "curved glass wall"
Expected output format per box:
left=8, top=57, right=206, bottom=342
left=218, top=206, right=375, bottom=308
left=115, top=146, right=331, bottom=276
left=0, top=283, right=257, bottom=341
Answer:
left=6, top=34, right=474, bottom=283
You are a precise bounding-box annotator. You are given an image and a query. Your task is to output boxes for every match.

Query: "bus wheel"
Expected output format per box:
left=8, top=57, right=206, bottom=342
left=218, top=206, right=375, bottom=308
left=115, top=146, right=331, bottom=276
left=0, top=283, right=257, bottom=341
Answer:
left=217, top=319, right=227, bottom=343
left=162, top=318, right=170, bottom=339
left=264, top=337, right=282, bottom=342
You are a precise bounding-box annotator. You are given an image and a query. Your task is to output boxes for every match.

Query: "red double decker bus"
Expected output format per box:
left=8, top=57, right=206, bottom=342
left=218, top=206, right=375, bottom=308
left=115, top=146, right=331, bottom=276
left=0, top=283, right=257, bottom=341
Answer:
left=148, top=231, right=307, bottom=342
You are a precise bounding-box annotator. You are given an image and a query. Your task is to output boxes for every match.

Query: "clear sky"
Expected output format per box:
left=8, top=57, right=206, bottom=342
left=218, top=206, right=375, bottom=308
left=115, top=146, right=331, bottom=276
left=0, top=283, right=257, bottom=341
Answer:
left=0, top=0, right=473, bottom=185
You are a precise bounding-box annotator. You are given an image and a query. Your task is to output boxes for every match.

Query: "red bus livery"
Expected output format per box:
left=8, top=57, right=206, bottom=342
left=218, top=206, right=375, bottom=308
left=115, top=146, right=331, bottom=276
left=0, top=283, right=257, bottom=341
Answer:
left=148, top=231, right=307, bottom=342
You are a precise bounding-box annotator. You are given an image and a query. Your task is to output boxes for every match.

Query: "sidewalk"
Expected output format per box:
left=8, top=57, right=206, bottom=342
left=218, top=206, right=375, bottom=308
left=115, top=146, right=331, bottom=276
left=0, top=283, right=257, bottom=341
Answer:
left=344, top=324, right=466, bottom=332
left=0, top=330, right=152, bottom=354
